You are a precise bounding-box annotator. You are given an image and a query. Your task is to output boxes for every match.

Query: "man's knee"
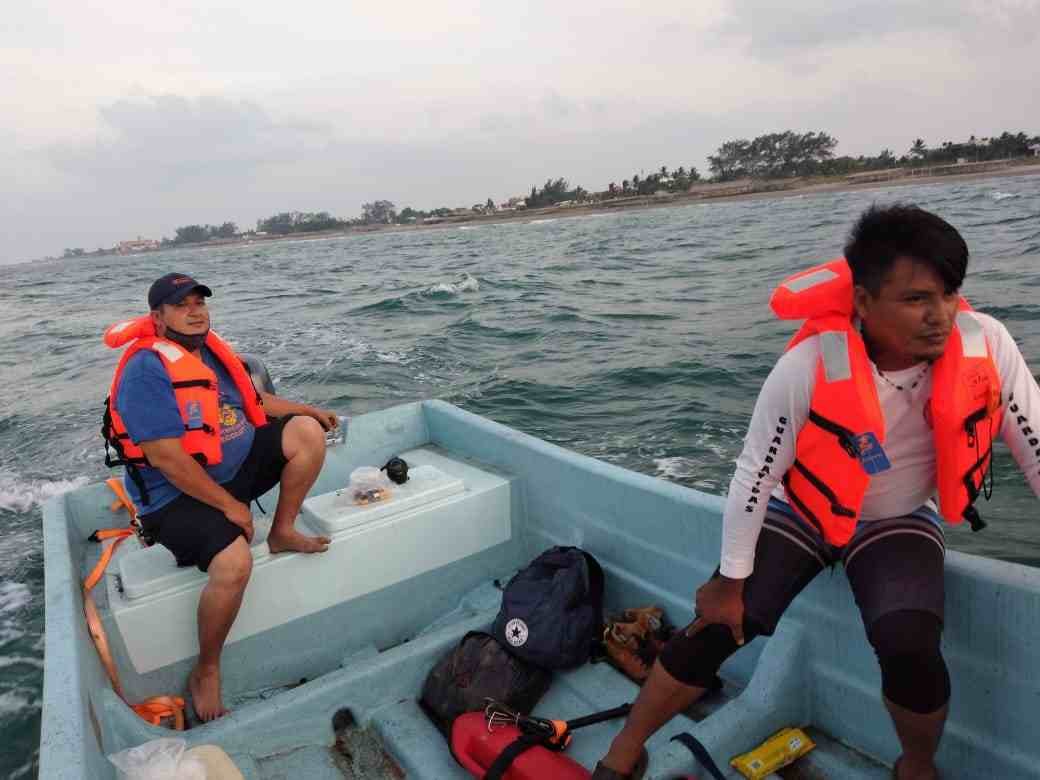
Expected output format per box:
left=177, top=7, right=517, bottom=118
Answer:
left=868, top=610, right=950, bottom=714
left=208, top=537, right=253, bottom=589
left=285, top=415, right=326, bottom=458
left=657, top=620, right=757, bottom=688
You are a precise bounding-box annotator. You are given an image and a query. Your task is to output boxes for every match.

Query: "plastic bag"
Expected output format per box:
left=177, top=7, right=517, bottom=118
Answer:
left=348, top=466, right=393, bottom=505
left=107, top=738, right=206, bottom=780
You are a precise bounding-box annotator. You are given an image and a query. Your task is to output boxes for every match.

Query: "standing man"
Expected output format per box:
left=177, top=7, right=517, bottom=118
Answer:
left=592, top=205, right=1040, bottom=780
left=103, top=273, right=340, bottom=721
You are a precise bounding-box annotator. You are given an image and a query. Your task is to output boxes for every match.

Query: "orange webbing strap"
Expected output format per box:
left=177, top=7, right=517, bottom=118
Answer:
left=83, top=528, right=134, bottom=592
left=81, top=483, right=186, bottom=730
left=105, top=477, right=139, bottom=524
left=132, top=696, right=187, bottom=731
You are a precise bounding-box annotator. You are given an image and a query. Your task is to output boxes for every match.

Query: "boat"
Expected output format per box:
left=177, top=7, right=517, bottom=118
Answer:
left=41, top=399, right=1040, bottom=778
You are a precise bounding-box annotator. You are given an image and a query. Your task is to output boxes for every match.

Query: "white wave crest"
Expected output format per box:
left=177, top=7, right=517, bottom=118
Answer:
left=0, top=472, right=90, bottom=513
left=428, top=273, right=480, bottom=295
left=0, top=655, right=43, bottom=670
left=653, top=457, right=698, bottom=480
left=991, top=191, right=1019, bottom=201
left=0, top=689, right=37, bottom=717
left=0, top=583, right=31, bottom=616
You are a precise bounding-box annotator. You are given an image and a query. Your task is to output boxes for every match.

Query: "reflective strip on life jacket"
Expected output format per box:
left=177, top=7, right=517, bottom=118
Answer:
left=819, top=331, right=852, bottom=382
left=782, top=266, right=839, bottom=294
left=956, top=310, right=987, bottom=358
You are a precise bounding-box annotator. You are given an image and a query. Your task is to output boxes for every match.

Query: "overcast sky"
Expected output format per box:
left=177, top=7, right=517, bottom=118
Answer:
left=3, top=0, right=1038, bottom=263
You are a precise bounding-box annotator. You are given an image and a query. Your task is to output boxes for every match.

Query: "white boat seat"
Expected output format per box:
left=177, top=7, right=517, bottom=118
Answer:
left=106, top=447, right=513, bottom=673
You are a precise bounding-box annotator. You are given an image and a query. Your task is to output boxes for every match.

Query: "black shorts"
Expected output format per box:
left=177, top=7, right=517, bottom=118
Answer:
left=735, top=500, right=946, bottom=635
left=138, top=417, right=291, bottom=572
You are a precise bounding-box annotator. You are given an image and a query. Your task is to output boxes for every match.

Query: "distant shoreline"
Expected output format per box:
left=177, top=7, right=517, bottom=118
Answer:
left=210, top=160, right=1040, bottom=246
left=46, top=160, right=1040, bottom=262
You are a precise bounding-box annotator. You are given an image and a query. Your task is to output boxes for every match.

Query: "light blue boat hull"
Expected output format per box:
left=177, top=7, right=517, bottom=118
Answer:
left=41, top=401, right=1040, bottom=778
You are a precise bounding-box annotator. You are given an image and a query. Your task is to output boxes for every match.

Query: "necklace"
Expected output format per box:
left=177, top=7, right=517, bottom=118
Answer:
left=876, top=363, right=930, bottom=392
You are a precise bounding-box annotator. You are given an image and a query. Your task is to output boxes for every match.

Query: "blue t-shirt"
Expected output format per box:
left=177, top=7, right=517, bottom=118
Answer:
left=115, top=346, right=256, bottom=513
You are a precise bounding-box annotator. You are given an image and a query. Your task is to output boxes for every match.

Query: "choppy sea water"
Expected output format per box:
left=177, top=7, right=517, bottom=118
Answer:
left=2, top=174, right=1039, bottom=775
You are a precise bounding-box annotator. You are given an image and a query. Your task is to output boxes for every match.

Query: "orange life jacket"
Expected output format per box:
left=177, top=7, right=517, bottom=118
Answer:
left=770, top=258, right=1002, bottom=545
left=101, top=315, right=267, bottom=505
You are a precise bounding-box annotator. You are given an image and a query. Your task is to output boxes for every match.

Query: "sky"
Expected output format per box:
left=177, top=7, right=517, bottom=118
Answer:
left=3, top=0, right=1039, bottom=264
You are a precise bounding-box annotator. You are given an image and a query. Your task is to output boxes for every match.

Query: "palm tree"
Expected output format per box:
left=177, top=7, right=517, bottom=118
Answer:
left=909, top=138, right=927, bottom=163
left=659, top=165, right=668, bottom=178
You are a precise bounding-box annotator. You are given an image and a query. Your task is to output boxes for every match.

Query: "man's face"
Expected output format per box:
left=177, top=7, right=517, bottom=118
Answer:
left=853, top=256, right=959, bottom=368
left=152, top=291, right=210, bottom=337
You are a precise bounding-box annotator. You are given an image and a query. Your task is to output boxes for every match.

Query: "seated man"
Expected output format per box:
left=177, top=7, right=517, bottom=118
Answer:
left=592, top=205, right=1040, bottom=780
left=102, top=272, right=340, bottom=721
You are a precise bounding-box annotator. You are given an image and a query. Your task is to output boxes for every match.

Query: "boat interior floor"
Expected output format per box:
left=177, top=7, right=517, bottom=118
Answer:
left=98, top=579, right=892, bottom=779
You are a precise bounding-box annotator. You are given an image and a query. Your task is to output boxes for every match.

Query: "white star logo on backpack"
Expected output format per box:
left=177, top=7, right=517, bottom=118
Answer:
left=505, top=618, right=529, bottom=647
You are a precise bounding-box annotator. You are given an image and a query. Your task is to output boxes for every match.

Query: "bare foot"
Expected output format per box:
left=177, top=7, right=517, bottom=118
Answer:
left=189, top=664, right=227, bottom=722
left=267, top=528, right=331, bottom=554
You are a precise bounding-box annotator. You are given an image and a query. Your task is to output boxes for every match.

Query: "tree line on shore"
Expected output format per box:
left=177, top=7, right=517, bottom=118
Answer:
left=707, top=129, right=1040, bottom=182
left=95, top=127, right=1036, bottom=252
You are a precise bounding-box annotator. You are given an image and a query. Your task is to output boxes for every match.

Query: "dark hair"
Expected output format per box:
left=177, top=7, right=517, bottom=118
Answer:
left=843, top=204, right=968, bottom=295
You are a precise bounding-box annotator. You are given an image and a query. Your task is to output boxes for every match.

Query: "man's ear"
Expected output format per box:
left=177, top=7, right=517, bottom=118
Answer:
left=150, top=308, right=165, bottom=337
left=852, top=285, right=872, bottom=321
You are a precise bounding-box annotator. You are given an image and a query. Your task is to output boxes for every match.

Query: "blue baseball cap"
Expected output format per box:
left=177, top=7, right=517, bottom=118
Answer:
left=148, top=273, right=213, bottom=309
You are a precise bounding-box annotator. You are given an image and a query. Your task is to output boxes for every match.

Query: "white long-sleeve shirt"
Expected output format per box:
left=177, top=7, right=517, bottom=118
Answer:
left=720, top=312, right=1040, bottom=579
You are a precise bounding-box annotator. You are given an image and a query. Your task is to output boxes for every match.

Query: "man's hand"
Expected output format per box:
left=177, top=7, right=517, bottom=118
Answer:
left=306, top=406, right=339, bottom=432
left=687, top=574, right=746, bottom=645
left=223, top=500, right=255, bottom=544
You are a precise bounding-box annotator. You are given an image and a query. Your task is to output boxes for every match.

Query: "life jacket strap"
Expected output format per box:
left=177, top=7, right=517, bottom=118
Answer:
left=781, top=473, right=827, bottom=537
left=791, top=460, right=856, bottom=518
left=808, top=410, right=858, bottom=458
left=170, top=379, right=213, bottom=390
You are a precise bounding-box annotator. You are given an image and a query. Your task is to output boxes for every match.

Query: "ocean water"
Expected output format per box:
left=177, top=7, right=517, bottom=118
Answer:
left=2, top=174, right=1039, bottom=775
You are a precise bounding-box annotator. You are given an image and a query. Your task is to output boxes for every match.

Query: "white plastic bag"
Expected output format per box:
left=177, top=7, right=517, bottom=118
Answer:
left=348, top=466, right=393, bottom=505
left=108, top=738, right=206, bottom=780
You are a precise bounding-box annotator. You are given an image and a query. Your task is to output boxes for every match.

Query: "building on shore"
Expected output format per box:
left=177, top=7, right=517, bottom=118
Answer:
left=118, top=238, right=161, bottom=254
left=1030, top=144, right=1040, bottom=157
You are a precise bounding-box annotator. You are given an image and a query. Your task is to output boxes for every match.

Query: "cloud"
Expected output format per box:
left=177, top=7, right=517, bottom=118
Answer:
left=48, top=95, right=335, bottom=188
left=716, top=0, right=1039, bottom=59
left=2, top=0, right=1039, bottom=263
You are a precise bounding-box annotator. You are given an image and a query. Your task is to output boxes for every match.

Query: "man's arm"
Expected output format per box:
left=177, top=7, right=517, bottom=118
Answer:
left=139, top=438, right=255, bottom=542
left=260, top=392, right=338, bottom=431
left=691, top=338, right=816, bottom=644
left=983, top=314, right=1040, bottom=495
left=718, top=338, right=815, bottom=578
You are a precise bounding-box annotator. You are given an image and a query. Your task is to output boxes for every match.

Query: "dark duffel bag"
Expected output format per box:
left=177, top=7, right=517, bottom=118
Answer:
left=420, top=631, right=551, bottom=737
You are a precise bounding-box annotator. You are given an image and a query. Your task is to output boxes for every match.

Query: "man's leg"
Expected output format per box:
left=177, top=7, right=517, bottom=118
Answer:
left=599, top=621, right=757, bottom=775
left=267, top=416, right=331, bottom=553
left=844, top=515, right=949, bottom=780
left=886, top=697, right=947, bottom=780
left=190, top=536, right=252, bottom=721
left=596, top=505, right=826, bottom=776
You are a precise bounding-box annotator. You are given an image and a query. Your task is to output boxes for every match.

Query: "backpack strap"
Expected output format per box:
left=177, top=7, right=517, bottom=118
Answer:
left=580, top=550, right=606, bottom=657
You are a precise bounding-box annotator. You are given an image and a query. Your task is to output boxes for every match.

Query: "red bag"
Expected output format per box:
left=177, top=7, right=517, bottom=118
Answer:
left=450, top=712, right=589, bottom=780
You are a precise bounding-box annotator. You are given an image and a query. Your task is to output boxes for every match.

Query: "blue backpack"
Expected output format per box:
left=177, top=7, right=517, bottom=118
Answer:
left=492, top=547, right=605, bottom=670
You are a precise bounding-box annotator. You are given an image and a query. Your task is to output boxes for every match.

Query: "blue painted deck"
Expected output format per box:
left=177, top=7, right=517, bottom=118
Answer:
left=41, top=401, right=1040, bottom=778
